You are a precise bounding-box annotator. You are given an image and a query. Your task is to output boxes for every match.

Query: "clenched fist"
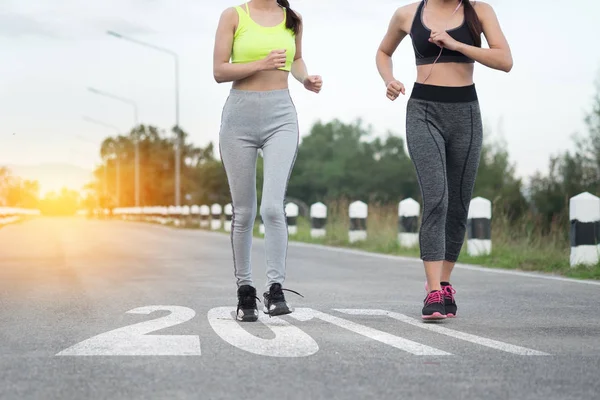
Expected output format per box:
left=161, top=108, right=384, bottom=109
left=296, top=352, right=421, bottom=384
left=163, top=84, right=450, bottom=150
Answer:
left=261, top=49, right=287, bottom=70
left=303, top=75, right=323, bottom=94
left=386, top=80, right=405, bottom=101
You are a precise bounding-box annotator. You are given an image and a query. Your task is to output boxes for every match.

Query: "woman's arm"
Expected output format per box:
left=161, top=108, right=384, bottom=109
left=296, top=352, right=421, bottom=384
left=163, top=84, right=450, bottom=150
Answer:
left=213, top=8, right=286, bottom=83
left=376, top=7, right=409, bottom=86
left=376, top=6, right=410, bottom=100
left=291, top=13, right=323, bottom=94
left=291, top=13, right=308, bottom=84
left=431, top=2, right=513, bottom=72
left=457, top=3, right=512, bottom=72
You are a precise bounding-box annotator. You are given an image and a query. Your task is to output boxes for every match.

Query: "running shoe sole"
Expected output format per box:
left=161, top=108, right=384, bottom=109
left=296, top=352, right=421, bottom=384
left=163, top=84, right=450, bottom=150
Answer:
left=263, top=303, right=292, bottom=316
left=236, top=309, right=259, bottom=322
left=422, top=312, right=447, bottom=320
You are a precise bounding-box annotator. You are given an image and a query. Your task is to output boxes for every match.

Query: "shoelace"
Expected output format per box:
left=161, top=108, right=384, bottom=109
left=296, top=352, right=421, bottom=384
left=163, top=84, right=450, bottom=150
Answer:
left=269, top=287, right=304, bottom=301
left=443, top=285, right=456, bottom=302
left=425, top=290, right=444, bottom=305
left=265, top=287, right=304, bottom=317
left=282, top=288, right=304, bottom=297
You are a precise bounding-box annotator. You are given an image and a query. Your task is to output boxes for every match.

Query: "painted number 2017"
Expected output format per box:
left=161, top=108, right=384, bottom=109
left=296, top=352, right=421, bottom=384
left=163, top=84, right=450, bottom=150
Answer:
left=57, top=306, right=548, bottom=357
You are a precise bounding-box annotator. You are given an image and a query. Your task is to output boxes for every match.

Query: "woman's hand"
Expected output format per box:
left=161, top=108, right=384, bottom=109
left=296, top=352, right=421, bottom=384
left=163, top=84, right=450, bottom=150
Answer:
left=303, top=75, right=323, bottom=94
left=261, top=49, right=287, bottom=70
left=429, top=30, right=460, bottom=51
left=386, top=80, right=405, bottom=101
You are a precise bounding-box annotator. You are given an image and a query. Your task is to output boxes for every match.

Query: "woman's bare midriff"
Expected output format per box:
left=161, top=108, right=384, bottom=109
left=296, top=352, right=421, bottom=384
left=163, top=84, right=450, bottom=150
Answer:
left=232, top=69, right=290, bottom=91
left=416, top=61, right=475, bottom=87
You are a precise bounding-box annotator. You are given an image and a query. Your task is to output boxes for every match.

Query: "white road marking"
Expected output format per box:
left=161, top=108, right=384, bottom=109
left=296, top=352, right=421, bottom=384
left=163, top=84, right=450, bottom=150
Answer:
left=336, top=309, right=550, bottom=356
left=290, top=308, right=451, bottom=356
left=56, top=306, right=201, bottom=356
left=207, top=307, right=319, bottom=358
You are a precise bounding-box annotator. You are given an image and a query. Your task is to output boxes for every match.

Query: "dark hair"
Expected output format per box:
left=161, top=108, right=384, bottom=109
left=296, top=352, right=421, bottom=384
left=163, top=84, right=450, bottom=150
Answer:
left=462, top=1, right=483, bottom=47
left=277, top=0, right=301, bottom=35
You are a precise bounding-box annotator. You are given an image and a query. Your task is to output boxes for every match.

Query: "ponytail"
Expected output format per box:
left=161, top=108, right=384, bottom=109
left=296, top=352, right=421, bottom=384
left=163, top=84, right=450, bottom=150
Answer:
left=462, top=1, right=483, bottom=47
left=277, top=0, right=301, bottom=35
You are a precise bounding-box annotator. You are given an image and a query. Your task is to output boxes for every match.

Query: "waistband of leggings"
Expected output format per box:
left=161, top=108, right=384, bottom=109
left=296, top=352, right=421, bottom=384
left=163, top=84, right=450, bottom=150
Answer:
left=229, top=88, right=290, bottom=99
left=410, top=83, right=478, bottom=103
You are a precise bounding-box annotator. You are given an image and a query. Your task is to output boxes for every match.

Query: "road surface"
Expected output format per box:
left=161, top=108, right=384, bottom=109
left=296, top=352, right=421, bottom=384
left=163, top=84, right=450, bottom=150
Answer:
left=1, top=218, right=599, bottom=400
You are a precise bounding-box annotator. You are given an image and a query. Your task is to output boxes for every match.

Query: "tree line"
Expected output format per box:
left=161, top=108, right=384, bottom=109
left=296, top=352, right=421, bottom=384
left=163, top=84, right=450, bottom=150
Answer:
left=0, top=167, right=80, bottom=215
left=84, top=77, right=597, bottom=228
left=0, top=167, right=39, bottom=208
left=82, top=120, right=524, bottom=214
left=3, top=78, right=599, bottom=225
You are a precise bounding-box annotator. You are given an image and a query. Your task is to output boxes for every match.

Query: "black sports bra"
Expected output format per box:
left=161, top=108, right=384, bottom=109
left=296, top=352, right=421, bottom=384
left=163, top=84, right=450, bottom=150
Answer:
left=410, top=1, right=476, bottom=66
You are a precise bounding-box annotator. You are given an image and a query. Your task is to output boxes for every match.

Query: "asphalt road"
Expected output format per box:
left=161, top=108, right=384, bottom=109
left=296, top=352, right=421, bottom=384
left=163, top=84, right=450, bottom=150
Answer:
left=1, top=218, right=599, bottom=400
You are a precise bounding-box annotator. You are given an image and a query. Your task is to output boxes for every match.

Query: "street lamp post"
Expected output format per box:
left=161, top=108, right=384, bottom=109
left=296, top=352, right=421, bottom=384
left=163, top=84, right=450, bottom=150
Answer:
left=107, top=30, right=182, bottom=206
left=87, top=88, right=140, bottom=207
left=83, top=116, right=123, bottom=207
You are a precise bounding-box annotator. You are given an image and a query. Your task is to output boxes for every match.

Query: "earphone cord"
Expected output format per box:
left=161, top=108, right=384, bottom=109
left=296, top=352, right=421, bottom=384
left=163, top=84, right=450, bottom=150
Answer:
left=422, top=0, right=463, bottom=84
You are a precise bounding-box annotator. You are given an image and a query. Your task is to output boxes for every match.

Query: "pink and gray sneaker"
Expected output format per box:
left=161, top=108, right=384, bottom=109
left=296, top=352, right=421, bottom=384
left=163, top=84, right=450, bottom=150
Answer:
left=425, top=282, right=457, bottom=318
left=422, top=290, right=447, bottom=320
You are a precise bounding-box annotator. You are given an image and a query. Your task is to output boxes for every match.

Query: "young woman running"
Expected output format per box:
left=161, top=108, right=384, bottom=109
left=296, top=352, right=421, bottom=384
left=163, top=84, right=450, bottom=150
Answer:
left=376, top=0, right=512, bottom=320
left=214, top=0, right=322, bottom=321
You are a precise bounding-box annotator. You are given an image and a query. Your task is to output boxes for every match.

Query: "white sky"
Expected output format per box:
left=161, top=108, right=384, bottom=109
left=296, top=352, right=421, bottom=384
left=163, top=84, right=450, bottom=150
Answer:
left=1, top=0, right=599, bottom=188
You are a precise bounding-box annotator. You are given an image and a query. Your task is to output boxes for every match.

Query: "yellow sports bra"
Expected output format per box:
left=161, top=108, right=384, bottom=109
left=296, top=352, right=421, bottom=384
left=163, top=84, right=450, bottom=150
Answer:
left=231, top=3, right=296, bottom=72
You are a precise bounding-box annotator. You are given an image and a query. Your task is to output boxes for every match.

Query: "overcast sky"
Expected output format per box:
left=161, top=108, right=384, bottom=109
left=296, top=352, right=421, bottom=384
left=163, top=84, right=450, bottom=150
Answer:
left=1, top=0, right=599, bottom=191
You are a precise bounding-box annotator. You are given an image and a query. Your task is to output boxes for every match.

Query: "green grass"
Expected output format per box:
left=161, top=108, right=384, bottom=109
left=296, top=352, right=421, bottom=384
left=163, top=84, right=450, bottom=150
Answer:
left=248, top=201, right=599, bottom=280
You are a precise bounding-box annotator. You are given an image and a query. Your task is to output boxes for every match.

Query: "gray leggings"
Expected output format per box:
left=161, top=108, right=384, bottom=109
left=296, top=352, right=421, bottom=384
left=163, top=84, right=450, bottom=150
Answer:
left=406, top=83, right=483, bottom=262
left=219, top=89, right=299, bottom=289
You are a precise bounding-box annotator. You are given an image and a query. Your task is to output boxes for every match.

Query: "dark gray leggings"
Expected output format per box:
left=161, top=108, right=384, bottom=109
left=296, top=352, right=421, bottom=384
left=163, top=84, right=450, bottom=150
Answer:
left=406, top=83, right=483, bottom=262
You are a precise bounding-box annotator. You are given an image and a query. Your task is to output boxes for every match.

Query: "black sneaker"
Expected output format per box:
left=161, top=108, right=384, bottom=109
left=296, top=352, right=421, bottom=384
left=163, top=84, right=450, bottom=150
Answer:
left=422, top=290, right=447, bottom=321
left=441, top=283, right=457, bottom=318
left=263, top=283, right=303, bottom=317
left=236, top=285, right=259, bottom=322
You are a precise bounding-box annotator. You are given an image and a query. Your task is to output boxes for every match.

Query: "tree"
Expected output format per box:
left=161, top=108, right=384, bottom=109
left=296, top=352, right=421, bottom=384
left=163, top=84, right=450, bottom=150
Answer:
left=288, top=119, right=418, bottom=204
left=529, top=75, right=600, bottom=223
left=0, top=167, right=40, bottom=208
left=473, top=135, right=528, bottom=220
left=91, top=124, right=229, bottom=207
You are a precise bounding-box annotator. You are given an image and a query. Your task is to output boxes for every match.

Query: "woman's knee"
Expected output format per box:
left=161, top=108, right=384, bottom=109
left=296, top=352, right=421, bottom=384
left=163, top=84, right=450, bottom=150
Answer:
left=423, top=197, right=448, bottom=223
left=233, top=205, right=256, bottom=229
left=260, top=203, right=285, bottom=224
